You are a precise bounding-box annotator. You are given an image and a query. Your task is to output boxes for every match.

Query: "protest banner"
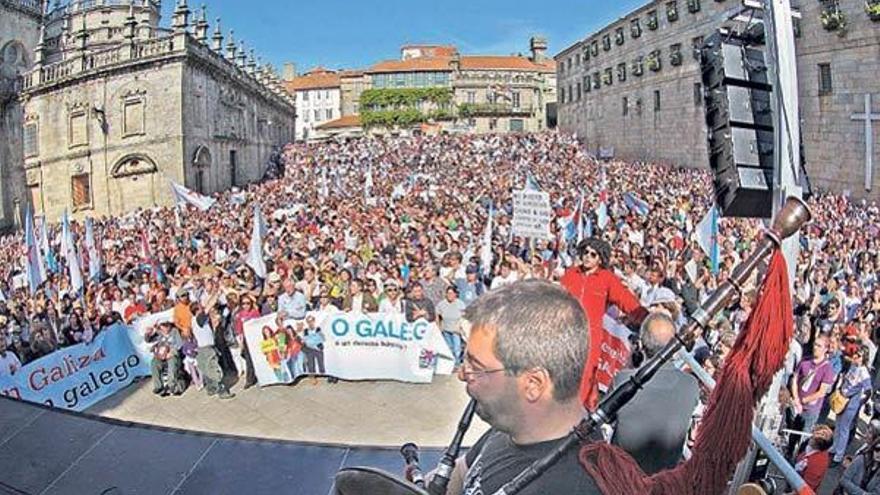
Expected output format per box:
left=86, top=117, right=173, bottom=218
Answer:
left=0, top=325, right=150, bottom=411
left=244, top=311, right=455, bottom=386
left=512, top=189, right=552, bottom=239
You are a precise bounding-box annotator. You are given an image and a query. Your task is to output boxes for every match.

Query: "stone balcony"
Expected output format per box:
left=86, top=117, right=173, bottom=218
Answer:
left=458, top=103, right=534, bottom=117
left=21, top=33, right=295, bottom=111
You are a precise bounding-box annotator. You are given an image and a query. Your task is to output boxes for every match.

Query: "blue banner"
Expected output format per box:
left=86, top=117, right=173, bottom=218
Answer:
left=0, top=324, right=150, bottom=411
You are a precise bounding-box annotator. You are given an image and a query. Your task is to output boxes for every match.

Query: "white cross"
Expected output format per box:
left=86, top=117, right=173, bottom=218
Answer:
left=851, top=94, right=880, bottom=191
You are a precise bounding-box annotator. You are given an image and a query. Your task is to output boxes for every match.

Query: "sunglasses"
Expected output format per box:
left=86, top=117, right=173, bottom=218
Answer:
left=583, top=250, right=600, bottom=259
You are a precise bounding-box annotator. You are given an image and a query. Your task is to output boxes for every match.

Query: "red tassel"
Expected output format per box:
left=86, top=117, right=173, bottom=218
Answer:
left=580, top=250, right=794, bottom=495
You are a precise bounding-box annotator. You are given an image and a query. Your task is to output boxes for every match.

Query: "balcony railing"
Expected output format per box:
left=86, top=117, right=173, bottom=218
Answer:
left=458, top=103, right=533, bottom=117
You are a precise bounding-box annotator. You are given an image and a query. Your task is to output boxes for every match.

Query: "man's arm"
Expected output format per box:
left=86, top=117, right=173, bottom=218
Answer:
left=800, top=383, right=830, bottom=407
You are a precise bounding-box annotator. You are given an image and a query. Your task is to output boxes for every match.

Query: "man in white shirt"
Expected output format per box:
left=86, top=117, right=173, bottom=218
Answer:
left=278, top=278, right=307, bottom=320
left=489, top=263, right=519, bottom=290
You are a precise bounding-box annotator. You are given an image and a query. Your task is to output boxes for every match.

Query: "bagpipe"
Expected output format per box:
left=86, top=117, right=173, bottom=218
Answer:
left=334, top=196, right=811, bottom=495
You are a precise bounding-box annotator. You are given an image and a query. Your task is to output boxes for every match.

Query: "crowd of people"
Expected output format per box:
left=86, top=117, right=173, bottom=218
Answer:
left=0, top=131, right=879, bottom=492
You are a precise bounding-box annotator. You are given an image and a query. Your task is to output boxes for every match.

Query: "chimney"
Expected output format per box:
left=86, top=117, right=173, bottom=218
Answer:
left=529, top=36, right=548, bottom=62
left=282, top=62, right=296, bottom=81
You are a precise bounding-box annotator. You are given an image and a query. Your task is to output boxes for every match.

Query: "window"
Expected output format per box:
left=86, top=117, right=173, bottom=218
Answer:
left=623, top=97, right=629, bottom=116
left=313, top=109, right=320, bottom=121
left=509, top=119, right=524, bottom=132
left=631, top=19, right=642, bottom=38
left=512, top=91, right=521, bottom=108
left=584, top=76, right=591, bottom=93
left=654, top=90, right=661, bottom=111
left=466, top=91, right=476, bottom=104
left=615, top=27, right=625, bottom=46
left=71, top=174, right=91, bottom=210
left=229, top=150, right=237, bottom=186
left=617, top=63, right=627, bottom=82
left=560, top=87, right=565, bottom=104
left=325, top=109, right=333, bottom=120
left=123, top=99, right=145, bottom=136
left=303, top=91, right=309, bottom=101
left=602, top=34, right=611, bottom=51
left=818, top=63, right=833, bottom=95
left=489, top=118, right=497, bottom=131
left=69, top=111, right=88, bottom=148
left=694, top=82, right=703, bottom=106
left=303, top=111, right=310, bottom=123
left=576, top=83, right=582, bottom=101
left=23, top=122, right=38, bottom=158
left=692, top=36, right=704, bottom=60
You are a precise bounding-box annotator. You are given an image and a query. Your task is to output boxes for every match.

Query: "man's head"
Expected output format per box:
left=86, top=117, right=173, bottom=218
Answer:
left=283, top=278, right=296, bottom=295
left=409, top=282, right=424, bottom=300
left=639, top=312, right=676, bottom=359
left=458, top=280, right=588, bottom=434
left=813, top=334, right=830, bottom=361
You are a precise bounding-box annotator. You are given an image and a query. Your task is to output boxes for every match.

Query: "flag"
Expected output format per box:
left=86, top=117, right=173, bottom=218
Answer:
left=622, top=192, right=651, bottom=216
left=564, top=193, right=584, bottom=243
left=39, top=219, right=58, bottom=274
left=584, top=216, right=593, bottom=239
left=480, top=205, right=494, bottom=276
left=140, top=231, right=165, bottom=283
left=246, top=204, right=267, bottom=279
left=65, top=218, right=84, bottom=295
left=24, top=206, right=46, bottom=295
left=85, top=217, right=102, bottom=281
left=365, top=167, right=374, bottom=199
left=169, top=181, right=216, bottom=211
left=525, top=172, right=541, bottom=191
left=596, top=167, right=610, bottom=229
left=696, top=205, right=720, bottom=274
left=60, top=209, right=71, bottom=260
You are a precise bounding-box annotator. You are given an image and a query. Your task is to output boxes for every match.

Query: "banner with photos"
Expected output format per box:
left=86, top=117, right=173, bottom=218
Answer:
left=244, top=311, right=455, bottom=386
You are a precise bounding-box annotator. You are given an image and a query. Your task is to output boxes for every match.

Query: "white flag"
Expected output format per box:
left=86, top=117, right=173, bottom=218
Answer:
left=170, top=181, right=216, bottom=211
left=480, top=206, right=494, bottom=276
left=246, top=204, right=267, bottom=279
left=65, top=220, right=84, bottom=295
left=85, top=217, right=102, bottom=281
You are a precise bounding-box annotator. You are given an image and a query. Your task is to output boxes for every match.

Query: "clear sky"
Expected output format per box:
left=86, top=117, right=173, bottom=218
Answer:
left=160, top=0, right=648, bottom=73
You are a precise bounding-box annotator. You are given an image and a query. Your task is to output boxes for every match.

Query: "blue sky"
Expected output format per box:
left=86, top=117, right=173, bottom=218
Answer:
left=160, top=0, right=647, bottom=73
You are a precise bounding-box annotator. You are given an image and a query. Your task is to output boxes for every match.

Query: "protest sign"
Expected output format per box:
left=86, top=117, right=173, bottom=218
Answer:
left=512, top=189, right=552, bottom=239
left=595, top=315, right=634, bottom=392
left=130, top=309, right=174, bottom=363
left=0, top=325, right=150, bottom=411
left=244, top=311, right=455, bottom=386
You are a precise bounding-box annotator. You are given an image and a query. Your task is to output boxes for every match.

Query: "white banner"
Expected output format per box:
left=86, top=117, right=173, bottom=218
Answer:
left=244, top=311, right=455, bottom=386
left=130, top=309, right=174, bottom=363
left=512, top=189, right=552, bottom=239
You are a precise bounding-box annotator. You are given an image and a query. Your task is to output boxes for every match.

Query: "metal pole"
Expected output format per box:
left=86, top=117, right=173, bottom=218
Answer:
left=677, top=350, right=814, bottom=494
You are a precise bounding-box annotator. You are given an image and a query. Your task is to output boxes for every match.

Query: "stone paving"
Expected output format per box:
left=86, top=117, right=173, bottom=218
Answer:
left=88, top=375, right=489, bottom=448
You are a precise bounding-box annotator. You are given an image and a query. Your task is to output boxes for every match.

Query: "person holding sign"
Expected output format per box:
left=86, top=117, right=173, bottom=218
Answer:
left=560, top=237, right=648, bottom=409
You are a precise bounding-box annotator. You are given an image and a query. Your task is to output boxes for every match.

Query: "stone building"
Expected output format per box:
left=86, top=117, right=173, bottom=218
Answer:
left=283, top=67, right=341, bottom=141
left=556, top=0, right=880, bottom=197
left=12, top=0, right=295, bottom=224
left=300, top=38, right=557, bottom=139
left=0, top=0, right=42, bottom=231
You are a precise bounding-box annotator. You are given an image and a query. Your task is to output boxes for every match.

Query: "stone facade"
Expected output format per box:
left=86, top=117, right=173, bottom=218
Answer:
left=556, top=0, right=880, bottom=198
left=796, top=0, right=880, bottom=195
left=0, top=0, right=42, bottom=231
left=15, top=0, right=295, bottom=223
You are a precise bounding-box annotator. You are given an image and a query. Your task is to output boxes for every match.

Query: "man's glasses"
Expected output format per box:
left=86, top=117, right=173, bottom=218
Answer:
left=458, top=356, right=507, bottom=380
left=583, top=250, right=600, bottom=259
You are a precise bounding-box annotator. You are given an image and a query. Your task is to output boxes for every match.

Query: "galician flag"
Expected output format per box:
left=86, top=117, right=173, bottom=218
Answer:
left=246, top=204, right=267, bottom=279
left=24, top=205, right=46, bottom=295
left=85, top=217, right=102, bottom=281
left=39, top=219, right=58, bottom=274
left=695, top=205, right=720, bottom=275
left=480, top=205, right=494, bottom=276
left=596, top=167, right=609, bottom=229
left=170, top=181, right=216, bottom=211
left=65, top=217, right=84, bottom=295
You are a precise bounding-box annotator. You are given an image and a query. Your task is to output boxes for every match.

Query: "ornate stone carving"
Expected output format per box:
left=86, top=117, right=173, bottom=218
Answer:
left=111, top=153, right=157, bottom=178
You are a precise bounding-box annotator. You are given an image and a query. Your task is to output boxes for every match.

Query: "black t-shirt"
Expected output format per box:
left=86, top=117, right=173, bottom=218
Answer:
left=462, top=429, right=601, bottom=495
